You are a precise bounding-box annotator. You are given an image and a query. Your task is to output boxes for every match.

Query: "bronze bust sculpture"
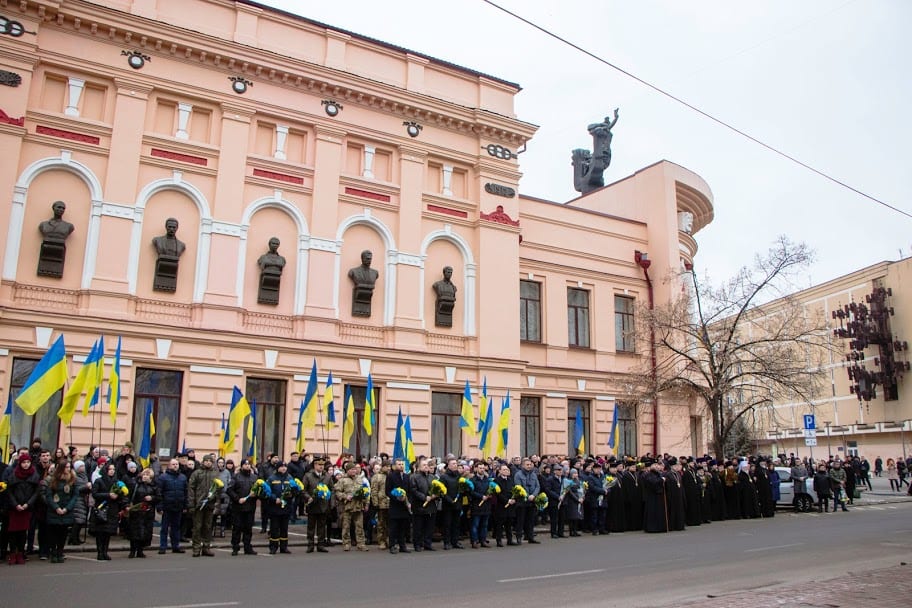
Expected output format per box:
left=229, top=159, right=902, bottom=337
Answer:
left=151, top=217, right=186, bottom=292
left=348, top=249, right=379, bottom=317
left=37, top=200, right=75, bottom=278
left=432, top=265, right=458, bottom=327
left=257, top=237, right=286, bottom=305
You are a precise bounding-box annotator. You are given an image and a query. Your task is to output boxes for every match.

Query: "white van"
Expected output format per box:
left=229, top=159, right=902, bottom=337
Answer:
left=775, top=466, right=819, bottom=512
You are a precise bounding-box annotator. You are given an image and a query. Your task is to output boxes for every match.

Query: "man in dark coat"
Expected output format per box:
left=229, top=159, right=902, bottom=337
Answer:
left=226, top=459, right=258, bottom=556
left=156, top=458, right=188, bottom=554
left=437, top=458, right=463, bottom=549
left=385, top=458, right=412, bottom=554
left=409, top=458, right=439, bottom=551
left=664, top=459, right=686, bottom=531
left=542, top=465, right=564, bottom=538
left=642, top=461, right=668, bottom=533
left=682, top=459, right=703, bottom=527
left=622, top=461, right=643, bottom=531
left=301, top=457, right=333, bottom=553
left=754, top=459, right=775, bottom=518
left=583, top=463, right=608, bottom=535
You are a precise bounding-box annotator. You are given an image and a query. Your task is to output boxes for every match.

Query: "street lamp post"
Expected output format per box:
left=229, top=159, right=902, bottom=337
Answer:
left=824, top=420, right=832, bottom=458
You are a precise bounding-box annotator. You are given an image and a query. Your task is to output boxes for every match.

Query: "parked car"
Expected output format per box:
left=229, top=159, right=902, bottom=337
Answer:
left=775, top=466, right=818, bottom=512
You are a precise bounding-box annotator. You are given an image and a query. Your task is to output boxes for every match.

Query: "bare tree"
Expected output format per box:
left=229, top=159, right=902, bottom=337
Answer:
left=633, top=236, right=834, bottom=459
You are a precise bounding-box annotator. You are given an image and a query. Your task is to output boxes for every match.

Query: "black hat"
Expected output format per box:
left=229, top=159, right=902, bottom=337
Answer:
left=276, top=461, right=287, bottom=468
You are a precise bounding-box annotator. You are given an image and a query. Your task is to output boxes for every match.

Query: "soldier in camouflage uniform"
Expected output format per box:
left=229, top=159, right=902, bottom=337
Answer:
left=188, top=454, right=222, bottom=557
left=334, top=463, right=369, bottom=551
left=370, top=460, right=390, bottom=550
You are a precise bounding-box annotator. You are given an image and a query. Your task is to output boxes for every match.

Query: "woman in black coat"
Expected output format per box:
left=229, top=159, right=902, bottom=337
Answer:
left=5, top=455, right=40, bottom=565
left=92, top=463, right=127, bottom=561
left=127, top=467, right=160, bottom=558
left=491, top=464, right=517, bottom=546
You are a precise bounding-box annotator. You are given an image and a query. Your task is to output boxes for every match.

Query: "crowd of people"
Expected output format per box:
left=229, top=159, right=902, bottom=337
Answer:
left=2, top=436, right=910, bottom=566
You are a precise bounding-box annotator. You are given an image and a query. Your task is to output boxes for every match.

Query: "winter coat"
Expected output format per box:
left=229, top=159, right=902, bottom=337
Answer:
left=128, top=480, right=159, bottom=542
left=91, top=475, right=126, bottom=534
left=385, top=470, right=411, bottom=520
left=72, top=469, right=91, bottom=525
left=813, top=472, right=833, bottom=498
left=157, top=468, right=189, bottom=511
left=264, top=472, right=298, bottom=516
left=437, top=469, right=461, bottom=510
left=44, top=480, right=78, bottom=526
left=334, top=475, right=367, bottom=513
left=187, top=466, right=222, bottom=510
left=470, top=473, right=494, bottom=516
left=513, top=467, right=541, bottom=498
left=227, top=470, right=259, bottom=513
left=5, top=468, right=40, bottom=512
left=408, top=471, right=438, bottom=516
left=768, top=468, right=781, bottom=502
left=301, top=470, right=333, bottom=515
left=493, top=474, right=517, bottom=519
left=371, top=471, right=390, bottom=509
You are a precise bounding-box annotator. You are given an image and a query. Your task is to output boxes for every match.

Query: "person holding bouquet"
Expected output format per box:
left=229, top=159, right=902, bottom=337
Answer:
left=384, top=458, right=412, bottom=554
left=542, top=465, right=564, bottom=538
left=408, top=458, right=438, bottom=552
left=334, top=462, right=369, bottom=552
left=188, top=454, right=221, bottom=557
left=468, top=460, right=492, bottom=548
left=561, top=468, right=585, bottom=537
left=438, top=458, right=463, bottom=550
left=513, top=458, right=541, bottom=544
left=5, top=454, right=39, bottom=565
left=44, top=461, right=77, bottom=563
left=91, top=462, right=127, bottom=560
left=492, top=463, right=518, bottom=547
left=265, top=461, right=297, bottom=554
left=301, top=457, right=333, bottom=553
left=370, top=460, right=390, bottom=550
left=226, top=459, right=259, bottom=556
left=128, top=467, right=159, bottom=558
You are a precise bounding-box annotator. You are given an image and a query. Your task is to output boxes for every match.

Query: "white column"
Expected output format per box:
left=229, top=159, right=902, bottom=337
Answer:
left=175, top=102, right=192, bottom=140
left=274, top=125, right=289, bottom=160
left=65, top=77, right=86, bottom=117
left=235, top=225, right=249, bottom=308
left=194, top=218, right=212, bottom=302
left=442, top=164, right=453, bottom=196
left=295, top=234, right=309, bottom=315
left=363, top=145, right=375, bottom=179
left=81, top=200, right=103, bottom=289
left=2, top=186, right=27, bottom=280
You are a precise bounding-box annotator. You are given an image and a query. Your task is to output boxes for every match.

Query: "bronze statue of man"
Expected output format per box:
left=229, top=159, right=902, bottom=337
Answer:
left=257, top=237, right=286, bottom=305
left=348, top=249, right=379, bottom=317
left=432, top=265, right=458, bottom=327
left=37, top=200, right=75, bottom=278
left=151, top=217, right=186, bottom=292
left=573, top=108, right=620, bottom=194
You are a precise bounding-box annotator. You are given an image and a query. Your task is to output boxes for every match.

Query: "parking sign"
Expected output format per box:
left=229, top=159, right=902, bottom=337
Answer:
left=803, top=414, right=816, bottom=430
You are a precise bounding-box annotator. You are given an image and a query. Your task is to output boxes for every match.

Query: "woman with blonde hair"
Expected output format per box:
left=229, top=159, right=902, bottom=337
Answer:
left=128, top=467, right=160, bottom=558
left=44, top=461, right=78, bottom=563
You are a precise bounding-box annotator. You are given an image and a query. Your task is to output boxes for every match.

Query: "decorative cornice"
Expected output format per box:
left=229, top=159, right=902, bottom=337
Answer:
left=480, top=204, right=519, bottom=227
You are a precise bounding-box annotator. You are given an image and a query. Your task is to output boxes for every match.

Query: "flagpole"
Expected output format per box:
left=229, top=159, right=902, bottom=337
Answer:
left=318, top=402, right=328, bottom=456
left=110, top=403, right=117, bottom=455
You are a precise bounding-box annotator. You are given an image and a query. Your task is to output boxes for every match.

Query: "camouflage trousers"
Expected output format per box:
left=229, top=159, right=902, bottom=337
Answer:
left=192, top=508, right=214, bottom=552
left=374, top=508, right=389, bottom=548
left=340, top=510, right=365, bottom=548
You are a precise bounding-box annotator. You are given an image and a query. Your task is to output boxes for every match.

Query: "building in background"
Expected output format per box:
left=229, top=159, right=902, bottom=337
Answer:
left=0, top=0, right=712, bottom=461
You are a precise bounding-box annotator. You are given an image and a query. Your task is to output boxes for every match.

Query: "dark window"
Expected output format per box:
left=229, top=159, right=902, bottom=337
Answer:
left=567, top=288, right=590, bottom=348
left=431, top=392, right=462, bottom=458
left=132, top=368, right=183, bottom=460
left=9, top=357, right=62, bottom=452
left=520, top=280, right=542, bottom=342
left=346, top=384, right=379, bottom=460
left=615, top=295, right=636, bottom=352
left=567, top=399, right=590, bottom=455
left=243, top=377, right=287, bottom=464
left=520, top=396, right=541, bottom=457
left=616, top=402, right=637, bottom=457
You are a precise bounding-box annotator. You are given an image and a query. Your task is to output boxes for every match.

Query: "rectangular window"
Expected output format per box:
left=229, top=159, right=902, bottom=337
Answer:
left=431, top=392, right=462, bottom=458
left=617, top=402, right=637, bottom=457
left=567, top=399, right=590, bottom=455
left=615, top=295, right=636, bottom=352
left=520, top=396, right=541, bottom=457
left=520, top=280, right=542, bottom=342
left=9, top=357, right=62, bottom=452
left=132, top=368, right=183, bottom=460
left=243, top=377, right=287, bottom=464
left=346, top=384, right=380, bottom=460
left=568, top=287, right=590, bottom=348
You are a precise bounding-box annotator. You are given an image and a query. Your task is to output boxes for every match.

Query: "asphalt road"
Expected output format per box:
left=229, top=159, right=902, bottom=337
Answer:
left=5, top=502, right=912, bottom=608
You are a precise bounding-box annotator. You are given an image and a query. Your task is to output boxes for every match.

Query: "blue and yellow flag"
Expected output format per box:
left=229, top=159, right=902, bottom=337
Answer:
left=324, top=371, right=336, bottom=430
left=83, top=335, right=104, bottom=416
left=17, top=335, right=67, bottom=416
left=476, top=377, right=488, bottom=435
left=246, top=400, right=258, bottom=465
left=573, top=403, right=586, bottom=455
left=137, top=400, right=155, bottom=468
left=608, top=405, right=620, bottom=452
left=223, top=386, right=251, bottom=456
left=460, top=380, right=476, bottom=435
left=301, top=360, right=319, bottom=432
left=363, top=374, right=375, bottom=436
left=0, top=392, right=12, bottom=456
left=392, top=406, right=405, bottom=463
left=479, top=388, right=495, bottom=456
left=342, top=384, right=355, bottom=450
left=59, top=339, right=98, bottom=425
left=496, top=391, right=511, bottom=457
left=107, top=336, right=122, bottom=426
left=404, top=414, right=415, bottom=472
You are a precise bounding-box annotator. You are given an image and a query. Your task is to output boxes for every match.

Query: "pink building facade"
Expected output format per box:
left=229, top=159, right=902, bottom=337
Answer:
left=0, top=0, right=713, bottom=461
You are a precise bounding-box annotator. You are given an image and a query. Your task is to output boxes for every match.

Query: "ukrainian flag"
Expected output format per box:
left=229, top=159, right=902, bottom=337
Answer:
left=82, top=335, right=104, bottom=416
left=404, top=414, right=415, bottom=472
left=59, top=339, right=99, bottom=425
left=363, top=374, right=375, bottom=436
left=608, top=405, right=620, bottom=452
left=392, top=407, right=405, bottom=462
left=224, top=386, right=251, bottom=455
left=301, top=360, right=319, bottom=431
left=496, top=392, right=511, bottom=457
left=246, top=400, right=258, bottom=465
left=342, top=384, right=355, bottom=449
left=573, top=403, right=586, bottom=455
left=137, top=400, right=155, bottom=468
left=479, top=389, right=494, bottom=456
left=0, top=393, right=12, bottom=455
left=460, top=380, right=476, bottom=435
left=476, top=377, right=488, bottom=435
left=324, top=371, right=336, bottom=430
left=107, top=336, right=122, bottom=426
left=16, top=335, right=67, bottom=415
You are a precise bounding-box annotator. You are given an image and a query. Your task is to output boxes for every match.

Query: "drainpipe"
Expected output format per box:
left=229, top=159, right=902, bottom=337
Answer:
left=635, top=250, right=659, bottom=454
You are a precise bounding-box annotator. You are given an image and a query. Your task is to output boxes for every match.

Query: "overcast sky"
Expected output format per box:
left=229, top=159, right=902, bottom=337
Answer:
left=259, top=0, right=911, bottom=290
